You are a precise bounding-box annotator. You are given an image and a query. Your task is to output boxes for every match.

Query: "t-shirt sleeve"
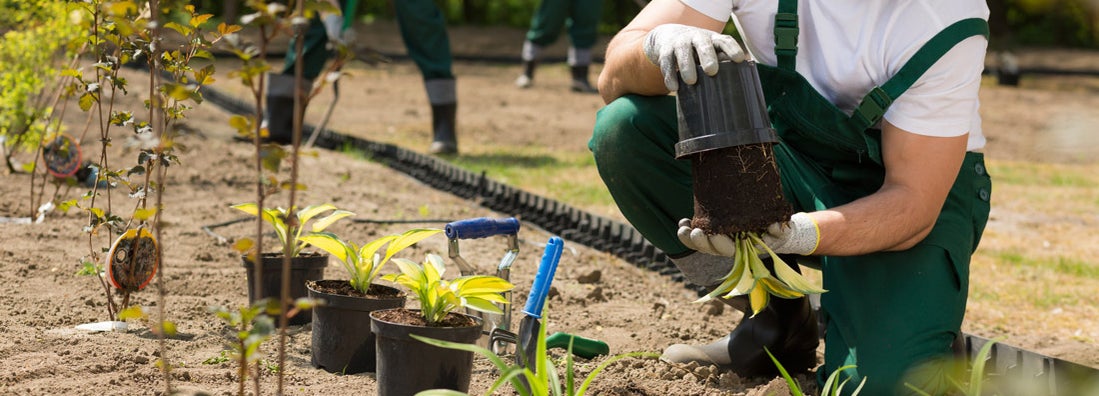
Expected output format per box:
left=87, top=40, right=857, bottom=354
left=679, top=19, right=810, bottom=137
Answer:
left=679, top=0, right=734, bottom=23
left=883, top=35, right=987, bottom=137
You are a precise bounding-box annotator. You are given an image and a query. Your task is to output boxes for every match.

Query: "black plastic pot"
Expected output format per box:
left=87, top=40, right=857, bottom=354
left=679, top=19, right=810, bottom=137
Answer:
left=674, top=60, right=777, bottom=159
left=242, top=252, right=327, bottom=325
left=371, top=309, right=483, bottom=396
left=308, top=280, right=406, bottom=374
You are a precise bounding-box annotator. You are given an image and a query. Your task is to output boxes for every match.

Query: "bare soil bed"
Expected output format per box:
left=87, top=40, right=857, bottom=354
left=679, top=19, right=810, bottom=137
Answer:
left=2, top=21, right=1099, bottom=395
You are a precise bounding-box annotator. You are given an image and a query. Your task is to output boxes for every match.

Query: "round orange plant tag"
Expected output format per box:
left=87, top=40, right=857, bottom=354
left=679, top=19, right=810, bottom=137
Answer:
left=107, top=228, right=159, bottom=292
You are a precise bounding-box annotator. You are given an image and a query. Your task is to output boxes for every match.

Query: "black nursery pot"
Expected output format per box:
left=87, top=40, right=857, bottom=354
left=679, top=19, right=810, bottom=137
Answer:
left=674, top=60, right=778, bottom=158
left=242, top=252, right=327, bottom=325
left=371, top=309, right=483, bottom=396
left=308, top=280, right=406, bottom=374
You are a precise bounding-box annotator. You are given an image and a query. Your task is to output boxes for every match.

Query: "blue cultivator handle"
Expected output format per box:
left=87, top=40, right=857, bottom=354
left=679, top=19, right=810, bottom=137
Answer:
left=445, top=217, right=520, bottom=240
left=523, top=236, right=563, bottom=319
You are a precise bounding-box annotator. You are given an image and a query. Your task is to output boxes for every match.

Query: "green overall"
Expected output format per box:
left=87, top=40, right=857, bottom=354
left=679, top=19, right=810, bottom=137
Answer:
left=588, top=3, right=991, bottom=394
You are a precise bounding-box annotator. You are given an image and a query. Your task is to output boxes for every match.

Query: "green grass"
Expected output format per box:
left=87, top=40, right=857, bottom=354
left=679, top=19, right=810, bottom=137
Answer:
left=988, top=248, right=1099, bottom=279
left=448, top=146, right=616, bottom=214
left=986, top=161, right=1099, bottom=188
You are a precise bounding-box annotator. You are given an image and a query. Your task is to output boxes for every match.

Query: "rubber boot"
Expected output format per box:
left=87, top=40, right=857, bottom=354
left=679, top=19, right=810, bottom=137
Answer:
left=569, top=65, right=597, bottom=94
left=429, top=103, right=458, bottom=155
left=516, top=40, right=540, bottom=88
left=568, top=46, right=597, bottom=94
left=662, top=255, right=819, bottom=377
left=516, top=60, right=536, bottom=88
left=263, top=73, right=311, bottom=145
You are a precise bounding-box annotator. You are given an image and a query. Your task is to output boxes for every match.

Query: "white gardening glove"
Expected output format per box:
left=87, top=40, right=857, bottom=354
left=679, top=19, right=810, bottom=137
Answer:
left=676, top=212, right=820, bottom=256
left=759, top=212, right=820, bottom=255
left=642, top=23, right=748, bottom=92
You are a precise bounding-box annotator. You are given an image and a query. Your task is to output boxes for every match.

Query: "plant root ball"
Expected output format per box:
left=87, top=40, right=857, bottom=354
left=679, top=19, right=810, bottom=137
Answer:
left=690, top=143, right=793, bottom=235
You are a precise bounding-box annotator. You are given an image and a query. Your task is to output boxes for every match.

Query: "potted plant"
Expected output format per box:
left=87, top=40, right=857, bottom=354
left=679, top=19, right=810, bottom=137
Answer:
left=231, top=203, right=353, bottom=325
left=298, top=227, right=442, bottom=374
left=370, top=252, right=515, bottom=396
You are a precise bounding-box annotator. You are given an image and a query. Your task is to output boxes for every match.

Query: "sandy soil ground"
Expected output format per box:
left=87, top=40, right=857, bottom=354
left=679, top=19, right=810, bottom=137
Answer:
left=2, top=20, right=1098, bottom=396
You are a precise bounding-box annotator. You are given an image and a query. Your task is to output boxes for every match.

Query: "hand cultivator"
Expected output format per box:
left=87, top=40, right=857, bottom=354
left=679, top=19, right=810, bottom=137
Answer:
left=443, top=218, right=609, bottom=359
left=444, top=217, right=522, bottom=352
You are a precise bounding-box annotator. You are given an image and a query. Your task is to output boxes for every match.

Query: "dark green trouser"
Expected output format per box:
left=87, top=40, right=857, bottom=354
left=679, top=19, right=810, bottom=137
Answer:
left=282, top=16, right=332, bottom=80
left=282, top=0, right=454, bottom=80
left=525, top=0, right=604, bottom=49
left=589, top=94, right=992, bottom=394
left=394, top=0, right=454, bottom=80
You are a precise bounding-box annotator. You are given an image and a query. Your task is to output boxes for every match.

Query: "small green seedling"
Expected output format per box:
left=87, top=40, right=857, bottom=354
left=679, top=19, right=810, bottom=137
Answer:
left=413, top=308, right=659, bottom=396
left=382, top=253, right=515, bottom=326
left=231, top=203, right=353, bottom=258
left=766, top=347, right=865, bottom=396
left=300, top=228, right=443, bottom=294
left=208, top=299, right=278, bottom=396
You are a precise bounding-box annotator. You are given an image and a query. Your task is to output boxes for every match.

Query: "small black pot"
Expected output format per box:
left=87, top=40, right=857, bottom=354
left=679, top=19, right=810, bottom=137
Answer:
left=674, top=60, right=777, bottom=159
left=308, top=280, right=406, bottom=374
left=371, top=309, right=483, bottom=396
left=242, top=252, right=327, bottom=325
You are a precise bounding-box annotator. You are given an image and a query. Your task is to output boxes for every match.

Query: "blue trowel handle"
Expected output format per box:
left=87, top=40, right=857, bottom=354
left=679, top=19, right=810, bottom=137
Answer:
left=445, top=217, right=520, bottom=240
left=523, top=236, right=563, bottom=319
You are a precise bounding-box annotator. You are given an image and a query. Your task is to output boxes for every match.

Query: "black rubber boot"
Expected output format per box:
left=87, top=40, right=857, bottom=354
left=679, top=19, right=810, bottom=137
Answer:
left=662, top=255, right=819, bottom=378
left=516, top=60, right=536, bottom=88
left=429, top=103, right=458, bottom=155
left=263, top=73, right=310, bottom=145
left=725, top=292, right=819, bottom=377
left=570, top=65, right=597, bottom=94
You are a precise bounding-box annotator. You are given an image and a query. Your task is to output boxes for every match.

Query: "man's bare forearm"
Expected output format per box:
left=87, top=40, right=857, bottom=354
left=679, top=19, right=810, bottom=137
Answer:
left=598, top=29, right=669, bottom=104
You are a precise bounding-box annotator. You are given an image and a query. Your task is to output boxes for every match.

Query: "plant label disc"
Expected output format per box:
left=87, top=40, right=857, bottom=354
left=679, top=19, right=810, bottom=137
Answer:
left=42, top=133, right=82, bottom=178
left=107, top=228, right=159, bottom=292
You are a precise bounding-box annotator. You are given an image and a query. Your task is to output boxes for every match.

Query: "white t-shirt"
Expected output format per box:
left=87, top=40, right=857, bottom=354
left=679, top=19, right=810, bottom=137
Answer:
left=681, top=0, right=989, bottom=151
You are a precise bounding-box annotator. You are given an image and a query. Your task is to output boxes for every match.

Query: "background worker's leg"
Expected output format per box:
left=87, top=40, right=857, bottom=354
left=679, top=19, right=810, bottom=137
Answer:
left=517, top=0, right=567, bottom=88
left=588, top=95, right=692, bottom=256
left=265, top=17, right=329, bottom=144
left=393, top=0, right=458, bottom=154
left=565, top=0, right=603, bottom=92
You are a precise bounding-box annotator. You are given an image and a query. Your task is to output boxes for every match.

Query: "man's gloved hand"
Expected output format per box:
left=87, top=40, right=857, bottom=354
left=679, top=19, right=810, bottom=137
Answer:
left=676, top=212, right=821, bottom=256
left=642, top=23, right=748, bottom=92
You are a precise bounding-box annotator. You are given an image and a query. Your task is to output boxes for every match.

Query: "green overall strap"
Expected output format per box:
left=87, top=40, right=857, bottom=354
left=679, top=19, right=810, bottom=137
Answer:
left=774, top=0, right=799, bottom=70
left=850, top=18, right=990, bottom=129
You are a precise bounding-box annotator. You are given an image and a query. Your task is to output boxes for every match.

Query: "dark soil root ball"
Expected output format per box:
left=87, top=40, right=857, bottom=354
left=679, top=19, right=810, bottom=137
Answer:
left=690, top=143, right=793, bottom=234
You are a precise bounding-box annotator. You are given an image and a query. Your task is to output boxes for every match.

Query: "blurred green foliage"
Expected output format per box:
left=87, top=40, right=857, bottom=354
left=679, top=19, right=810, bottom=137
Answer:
left=995, top=0, right=1098, bottom=48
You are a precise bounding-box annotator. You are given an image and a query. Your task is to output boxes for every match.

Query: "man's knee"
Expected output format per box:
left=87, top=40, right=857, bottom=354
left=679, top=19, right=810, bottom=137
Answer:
left=589, top=95, right=673, bottom=159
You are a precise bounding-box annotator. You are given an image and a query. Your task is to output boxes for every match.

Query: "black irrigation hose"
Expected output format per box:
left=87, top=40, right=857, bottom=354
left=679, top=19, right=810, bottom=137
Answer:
left=196, top=77, right=1099, bottom=392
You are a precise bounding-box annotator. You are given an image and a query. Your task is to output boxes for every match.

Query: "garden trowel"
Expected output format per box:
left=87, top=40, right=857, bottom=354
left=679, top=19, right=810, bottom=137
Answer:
left=517, top=236, right=563, bottom=370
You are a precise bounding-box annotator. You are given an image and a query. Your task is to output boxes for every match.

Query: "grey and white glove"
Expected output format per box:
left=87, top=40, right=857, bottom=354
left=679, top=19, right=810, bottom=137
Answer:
left=676, top=212, right=820, bottom=256
left=642, top=23, right=748, bottom=92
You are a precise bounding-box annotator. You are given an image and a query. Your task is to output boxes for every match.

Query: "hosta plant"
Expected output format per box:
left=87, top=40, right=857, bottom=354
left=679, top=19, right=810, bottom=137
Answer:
left=695, top=233, right=826, bottom=316
left=231, top=202, right=353, bottom=258
left=383, top=253, right=514, bottom=326
left=299, top=228, right=442, bottom=294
